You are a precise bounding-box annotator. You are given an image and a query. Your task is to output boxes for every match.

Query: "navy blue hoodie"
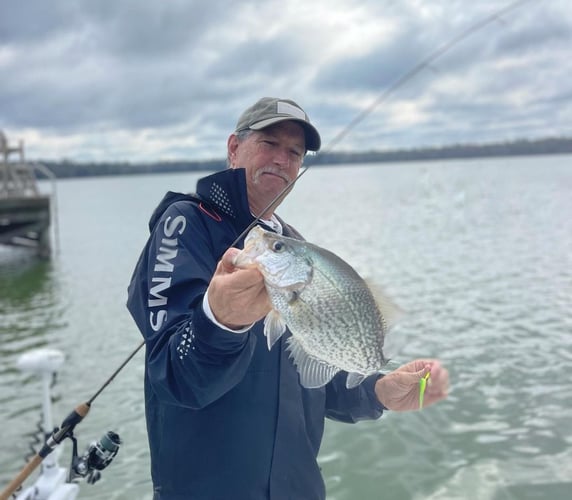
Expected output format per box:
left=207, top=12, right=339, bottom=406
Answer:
left=127, top=168, right=383, bottom=500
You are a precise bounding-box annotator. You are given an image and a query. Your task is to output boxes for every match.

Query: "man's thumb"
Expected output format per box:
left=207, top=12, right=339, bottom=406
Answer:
left=221, top=248, right=241, bottom=272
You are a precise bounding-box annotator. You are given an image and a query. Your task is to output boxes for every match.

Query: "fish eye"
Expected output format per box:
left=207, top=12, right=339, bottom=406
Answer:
left=272, top=241, right=285, bottom=252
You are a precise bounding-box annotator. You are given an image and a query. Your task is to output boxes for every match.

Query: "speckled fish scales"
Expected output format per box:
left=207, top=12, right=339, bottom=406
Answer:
left=233, top=226, right=400, bottom=389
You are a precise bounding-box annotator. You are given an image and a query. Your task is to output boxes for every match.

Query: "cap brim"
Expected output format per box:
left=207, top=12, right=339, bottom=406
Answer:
left=249, top=117, right=321, bottom=152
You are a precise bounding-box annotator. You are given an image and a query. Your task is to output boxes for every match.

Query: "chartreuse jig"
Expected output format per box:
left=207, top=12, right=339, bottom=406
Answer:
left=419, top=371, right=431, bottom=409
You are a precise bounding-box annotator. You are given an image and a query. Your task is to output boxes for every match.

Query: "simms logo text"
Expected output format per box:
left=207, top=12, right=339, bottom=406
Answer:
left=148, top=215, right=186, bottom=331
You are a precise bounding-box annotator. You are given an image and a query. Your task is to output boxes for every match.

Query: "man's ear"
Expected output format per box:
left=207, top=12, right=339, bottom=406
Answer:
left=227, top=134, right=239, bottom=167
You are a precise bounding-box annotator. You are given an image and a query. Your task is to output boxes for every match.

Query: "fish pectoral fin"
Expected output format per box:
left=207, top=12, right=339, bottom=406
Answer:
left=286, top=336, right=340, bottom=388
left=263, top=310, right=287, bottom=350
left=346, top=372, right=367, bottom=389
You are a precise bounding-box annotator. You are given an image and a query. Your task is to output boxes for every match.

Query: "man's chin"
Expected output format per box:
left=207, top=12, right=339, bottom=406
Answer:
left=257, top=174, right=291, bottom=191
left=262, top=171, right=289, bottom=183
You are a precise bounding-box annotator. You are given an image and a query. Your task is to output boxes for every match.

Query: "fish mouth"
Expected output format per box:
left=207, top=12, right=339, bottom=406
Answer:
left=233, top=228, right=266, bottom=268
left=233, top=246, right=257, bottom=268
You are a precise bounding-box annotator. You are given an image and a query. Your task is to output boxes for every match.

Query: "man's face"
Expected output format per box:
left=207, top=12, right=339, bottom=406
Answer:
left=228, top=121, right=305, bottom=218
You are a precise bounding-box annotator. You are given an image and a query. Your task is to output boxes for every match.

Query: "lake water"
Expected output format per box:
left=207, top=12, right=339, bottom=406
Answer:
left=1, top=156, right=571, bottom=500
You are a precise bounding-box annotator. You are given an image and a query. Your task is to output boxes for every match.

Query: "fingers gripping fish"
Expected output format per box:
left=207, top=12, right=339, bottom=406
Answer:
left=233, top=226, right=402, bottom=389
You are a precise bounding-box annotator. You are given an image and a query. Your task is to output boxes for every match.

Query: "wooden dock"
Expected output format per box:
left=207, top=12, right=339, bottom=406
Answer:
left=0, top=130, right=53, bottom=257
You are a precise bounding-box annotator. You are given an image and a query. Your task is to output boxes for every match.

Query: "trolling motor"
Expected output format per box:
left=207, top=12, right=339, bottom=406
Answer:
left=0, top=348, right=122, bottom=500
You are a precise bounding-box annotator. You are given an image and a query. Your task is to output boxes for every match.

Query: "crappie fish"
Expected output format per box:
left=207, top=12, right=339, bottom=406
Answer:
left=233, top=226, right=401, bottom=389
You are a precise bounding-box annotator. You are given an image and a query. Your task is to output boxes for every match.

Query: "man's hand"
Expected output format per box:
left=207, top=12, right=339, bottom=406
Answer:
left=207, top=248, right=271, bottom=330
left=375, top=359, right=449, bottom=411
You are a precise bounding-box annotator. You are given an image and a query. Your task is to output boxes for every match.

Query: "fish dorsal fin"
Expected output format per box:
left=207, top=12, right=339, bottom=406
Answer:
left=263, top=309, right=287, bottom=350
left=286, top=336, right=340, bottom=388
left=346, top=372, right=367, bottom=389
left=365, top=280, right=405, bottom=329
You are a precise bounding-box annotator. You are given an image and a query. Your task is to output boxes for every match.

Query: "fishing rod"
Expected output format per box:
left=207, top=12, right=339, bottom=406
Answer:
left=0, top=1, right=534, bottom=496
left=231, top=0, right=534, bottom=247
left=0, top=342, right=143, bottom=500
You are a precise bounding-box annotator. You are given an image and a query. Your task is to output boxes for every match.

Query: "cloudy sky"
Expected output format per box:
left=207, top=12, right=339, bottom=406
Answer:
left=1, top=0, right=571, bottom=162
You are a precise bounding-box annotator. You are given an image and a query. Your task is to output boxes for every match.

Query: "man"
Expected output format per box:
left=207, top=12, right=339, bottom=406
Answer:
left=127, top=97, right=449, bottom=500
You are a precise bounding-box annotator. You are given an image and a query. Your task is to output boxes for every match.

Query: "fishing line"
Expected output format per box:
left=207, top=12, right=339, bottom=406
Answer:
left=0, top=1, right=536, bottom=497
left=230, top=0, right=534, bottom=248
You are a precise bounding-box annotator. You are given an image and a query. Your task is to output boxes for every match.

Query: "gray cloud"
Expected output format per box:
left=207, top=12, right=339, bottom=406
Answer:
left=1, top=0, right=570, bottom=161
left=0, top=0, right=81, bottom=44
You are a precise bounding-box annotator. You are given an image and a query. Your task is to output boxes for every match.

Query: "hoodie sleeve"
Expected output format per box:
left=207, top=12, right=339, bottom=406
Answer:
left=127, top=200, right=257, bottom=410
left=324, top=373, right=384, bottom=423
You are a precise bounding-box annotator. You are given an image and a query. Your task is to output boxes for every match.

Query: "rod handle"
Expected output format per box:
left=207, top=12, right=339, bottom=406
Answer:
left=0, top=454, right=43, bottom=500
left=0, top=402, right=90, bottom=499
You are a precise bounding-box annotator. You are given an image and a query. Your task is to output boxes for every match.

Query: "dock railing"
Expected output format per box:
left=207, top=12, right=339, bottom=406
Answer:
left=1, top=130, right=41, bottom=198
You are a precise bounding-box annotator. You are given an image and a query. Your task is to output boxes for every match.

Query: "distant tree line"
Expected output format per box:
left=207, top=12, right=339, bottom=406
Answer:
left=310, top=137, right=572, bottom=166
left=36, top=136, right=572, bottom=179
left=37, top=158, right=226, bottom=179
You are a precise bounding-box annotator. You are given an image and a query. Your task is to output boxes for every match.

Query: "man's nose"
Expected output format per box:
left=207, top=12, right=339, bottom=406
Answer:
left=274, top=147, right=291, bottom=168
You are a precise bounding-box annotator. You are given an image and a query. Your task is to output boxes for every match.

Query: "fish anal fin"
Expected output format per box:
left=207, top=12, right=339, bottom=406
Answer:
left=286, top=336, right=339, bottom=388
left=263, top=310, right=286, bottom=350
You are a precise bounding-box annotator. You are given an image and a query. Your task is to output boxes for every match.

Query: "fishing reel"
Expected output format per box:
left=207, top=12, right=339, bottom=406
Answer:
left=5, top=348, right=128, bottom=499
left=69, top=431, right=122, bottom=484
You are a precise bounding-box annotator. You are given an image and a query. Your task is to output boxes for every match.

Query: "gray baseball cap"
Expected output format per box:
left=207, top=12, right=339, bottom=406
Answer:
left=235, top=97, right=321, bottom=152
